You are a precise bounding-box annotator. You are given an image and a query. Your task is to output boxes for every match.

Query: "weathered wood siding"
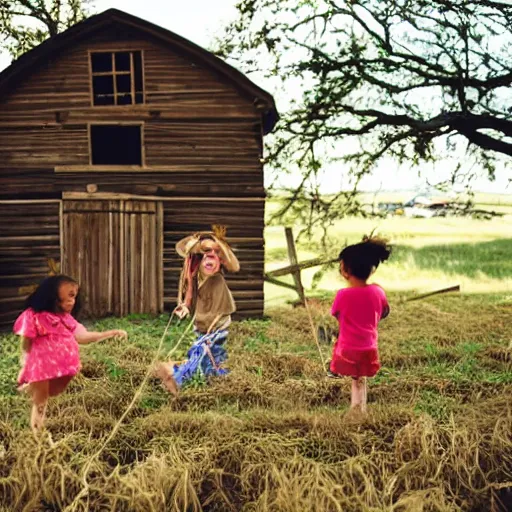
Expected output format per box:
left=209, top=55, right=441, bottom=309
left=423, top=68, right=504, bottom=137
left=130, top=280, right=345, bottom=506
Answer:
left=0, top=24, right=266, bottom=324
left=163, top=199, right=265, bottom=318
left=0, top=26, right=263, bottom=181
left=0, top=169, right=264, bottom=200
left=0, top=201, right=61, bottom=328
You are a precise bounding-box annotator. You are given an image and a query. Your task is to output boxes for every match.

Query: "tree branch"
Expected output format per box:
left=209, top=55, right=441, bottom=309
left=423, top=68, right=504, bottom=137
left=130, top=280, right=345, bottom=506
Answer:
left=458, top=127, right=512, bottom=155
left=338, top=106, right=512, bottom=138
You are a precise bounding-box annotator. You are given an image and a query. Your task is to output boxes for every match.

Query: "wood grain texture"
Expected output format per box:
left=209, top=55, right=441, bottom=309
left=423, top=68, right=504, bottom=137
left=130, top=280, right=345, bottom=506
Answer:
left=0, top=25, right=268, bottom=325
left=0, top=201, right=61, bottom=327
left=163, top=199, right=265, bottom=317
left=62, top=200, right=162, bottom=317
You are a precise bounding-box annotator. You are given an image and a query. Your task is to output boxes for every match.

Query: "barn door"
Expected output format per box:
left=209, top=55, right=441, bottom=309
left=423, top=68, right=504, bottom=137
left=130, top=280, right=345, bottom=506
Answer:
left=62, top=200, right=163, bottom=317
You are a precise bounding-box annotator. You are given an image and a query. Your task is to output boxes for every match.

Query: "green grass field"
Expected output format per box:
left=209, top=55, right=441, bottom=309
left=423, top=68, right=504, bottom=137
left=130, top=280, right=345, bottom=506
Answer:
left=265, top=198, right=512, bottom=304
left=0, top=198, right=511, bottom=511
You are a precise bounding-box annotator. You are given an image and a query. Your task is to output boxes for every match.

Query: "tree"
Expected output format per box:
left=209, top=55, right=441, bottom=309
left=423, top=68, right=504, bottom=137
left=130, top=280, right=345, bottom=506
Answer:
left=218, top=0, right=512, bottom=230
left=0, top=0, right=92, bottom=59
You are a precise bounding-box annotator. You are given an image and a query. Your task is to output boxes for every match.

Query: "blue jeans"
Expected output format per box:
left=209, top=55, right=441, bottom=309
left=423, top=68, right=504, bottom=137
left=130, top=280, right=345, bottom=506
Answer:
left=173, top=329, right=229, bottom=387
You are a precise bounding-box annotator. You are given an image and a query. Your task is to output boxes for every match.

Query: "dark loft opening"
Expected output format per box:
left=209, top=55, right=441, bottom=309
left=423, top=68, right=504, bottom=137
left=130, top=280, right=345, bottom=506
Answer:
left=91, top=51, right=144, bottom=106
left=90, top=125, right=142, bottom=165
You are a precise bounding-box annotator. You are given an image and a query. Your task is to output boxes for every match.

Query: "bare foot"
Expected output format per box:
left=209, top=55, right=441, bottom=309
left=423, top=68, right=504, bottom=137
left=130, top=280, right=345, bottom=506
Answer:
left=153, top=362, right=179, bottom=396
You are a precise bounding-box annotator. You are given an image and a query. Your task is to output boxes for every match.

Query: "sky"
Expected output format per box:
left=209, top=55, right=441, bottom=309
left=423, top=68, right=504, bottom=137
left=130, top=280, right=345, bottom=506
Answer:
left=0, top=0, right=510, bottom=195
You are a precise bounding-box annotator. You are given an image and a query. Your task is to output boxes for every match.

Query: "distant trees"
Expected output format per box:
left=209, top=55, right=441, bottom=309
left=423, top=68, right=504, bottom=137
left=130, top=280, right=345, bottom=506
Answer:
left=0, top=0, right=92, bottom=58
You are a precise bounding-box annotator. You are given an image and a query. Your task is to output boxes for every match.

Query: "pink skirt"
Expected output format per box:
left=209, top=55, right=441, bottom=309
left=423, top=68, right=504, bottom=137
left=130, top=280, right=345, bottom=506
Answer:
left=330, top=347, right=380, bottom=378
left=18, top=336, right=81, bottom=385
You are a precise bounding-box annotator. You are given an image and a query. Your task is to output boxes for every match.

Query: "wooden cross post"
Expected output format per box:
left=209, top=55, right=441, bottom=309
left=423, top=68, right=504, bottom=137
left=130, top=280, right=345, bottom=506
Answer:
left=264, top=227, right=337, bottom=305
left=285, top=227, right=306, bottom=305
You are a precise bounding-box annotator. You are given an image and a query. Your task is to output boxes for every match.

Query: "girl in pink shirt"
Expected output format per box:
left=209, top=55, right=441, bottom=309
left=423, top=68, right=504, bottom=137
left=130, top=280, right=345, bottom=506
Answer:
left=14, top=275, right=127, bottom=433
left=330, top=237, right=391, bottom=414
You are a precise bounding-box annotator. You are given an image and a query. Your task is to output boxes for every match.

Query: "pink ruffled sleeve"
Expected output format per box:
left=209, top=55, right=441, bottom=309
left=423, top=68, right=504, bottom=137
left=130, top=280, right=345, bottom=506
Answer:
left=74, top=322, right=87, bottom=336
left=13, top=309, right=37, bottom=338
left=62, top=313, right=86, bottom=335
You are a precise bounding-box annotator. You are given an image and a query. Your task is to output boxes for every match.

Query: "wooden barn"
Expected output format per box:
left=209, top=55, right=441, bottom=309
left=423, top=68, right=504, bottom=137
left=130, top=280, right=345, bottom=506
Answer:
left=0, top=8, right=278, bottom=329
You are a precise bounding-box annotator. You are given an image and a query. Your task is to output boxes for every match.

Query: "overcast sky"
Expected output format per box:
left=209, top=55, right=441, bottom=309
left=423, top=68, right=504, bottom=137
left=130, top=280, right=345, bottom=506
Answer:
left=0, top=0, right=510, bottom=195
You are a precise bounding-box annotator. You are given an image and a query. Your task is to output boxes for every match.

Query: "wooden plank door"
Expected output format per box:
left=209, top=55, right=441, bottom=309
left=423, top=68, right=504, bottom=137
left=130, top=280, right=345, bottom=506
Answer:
left=62, top=200, right=163, bottom=318
left=120, top=200, right=163, bottom=316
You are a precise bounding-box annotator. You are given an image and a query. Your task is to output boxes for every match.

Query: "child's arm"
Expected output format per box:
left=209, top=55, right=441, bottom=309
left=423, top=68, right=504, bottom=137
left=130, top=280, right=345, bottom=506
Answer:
left=331, top=290, right=344, bottom=319
left=75, top=329, right=127, bottom=345
left=372, top=284, right=390, bottom=320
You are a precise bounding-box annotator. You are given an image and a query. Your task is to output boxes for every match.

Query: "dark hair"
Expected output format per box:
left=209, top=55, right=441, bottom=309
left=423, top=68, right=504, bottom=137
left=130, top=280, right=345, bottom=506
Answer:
left=25, top=275, right=81, bottom=315
left=338, top=236, right=391, bottom=280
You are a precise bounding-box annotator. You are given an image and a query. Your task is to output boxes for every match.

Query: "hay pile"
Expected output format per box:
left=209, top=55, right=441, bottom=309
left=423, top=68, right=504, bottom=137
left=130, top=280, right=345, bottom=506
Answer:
left=0, top=294, right=510, bottom=511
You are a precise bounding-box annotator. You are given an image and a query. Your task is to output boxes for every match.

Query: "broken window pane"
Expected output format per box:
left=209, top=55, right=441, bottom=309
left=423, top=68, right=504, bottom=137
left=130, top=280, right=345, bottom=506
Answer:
left=91, top=51, right=144, bottom=106
left=90, top=125, right=142, bottom=165
left=94, top=94, right=115, bottom=106
left=117, top=94, right=132, bottom=105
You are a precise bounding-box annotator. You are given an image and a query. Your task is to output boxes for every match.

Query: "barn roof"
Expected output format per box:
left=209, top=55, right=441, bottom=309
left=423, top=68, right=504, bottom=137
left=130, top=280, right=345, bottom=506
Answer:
left=0, top=8, right=278, bottom=133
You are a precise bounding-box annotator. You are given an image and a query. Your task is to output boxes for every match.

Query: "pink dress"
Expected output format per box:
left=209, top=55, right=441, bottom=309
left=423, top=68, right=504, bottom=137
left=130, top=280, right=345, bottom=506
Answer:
left=14, top=308, right=85, bottom=385
left=330, top=284, right=389, bottom=378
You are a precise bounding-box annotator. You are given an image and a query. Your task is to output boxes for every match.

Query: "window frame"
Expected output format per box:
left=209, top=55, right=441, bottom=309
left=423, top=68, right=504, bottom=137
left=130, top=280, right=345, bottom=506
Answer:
left=88, top=122, right=146, bottom=168
left=88, top=49, right=146, bottom=107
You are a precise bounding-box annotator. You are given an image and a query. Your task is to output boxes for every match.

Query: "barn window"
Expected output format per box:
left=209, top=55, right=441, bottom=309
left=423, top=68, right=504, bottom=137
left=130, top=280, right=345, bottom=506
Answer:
left=90, top=125, right=142, bottom=165
left=90, top=51, right=144, bottom=106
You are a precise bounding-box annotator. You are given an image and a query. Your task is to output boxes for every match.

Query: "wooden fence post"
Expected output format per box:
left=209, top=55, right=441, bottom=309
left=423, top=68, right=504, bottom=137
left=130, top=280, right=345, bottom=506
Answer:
left=285, top=227, right=306, bottom=305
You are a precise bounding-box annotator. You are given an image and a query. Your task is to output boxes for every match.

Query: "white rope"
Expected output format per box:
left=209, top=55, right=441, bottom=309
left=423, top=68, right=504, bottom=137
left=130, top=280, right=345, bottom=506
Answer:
left=304, top=298, right=327, bottom=369
left=65, top=310, right=193, bottom=511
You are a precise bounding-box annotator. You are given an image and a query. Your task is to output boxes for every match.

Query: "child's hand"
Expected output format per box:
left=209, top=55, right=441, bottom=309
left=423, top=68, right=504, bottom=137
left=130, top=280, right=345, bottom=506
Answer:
left=110, top=329, right=128, bottom=341
left=174, top=304, right=190, bottom=319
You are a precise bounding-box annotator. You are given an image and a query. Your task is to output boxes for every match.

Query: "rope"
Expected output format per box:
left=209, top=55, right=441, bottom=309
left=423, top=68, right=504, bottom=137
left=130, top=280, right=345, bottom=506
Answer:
left=304, top=298, right=327, bottom=369
left=163, top=314, right=196, bottom=360
left=64, top=311, right=194, bottom=512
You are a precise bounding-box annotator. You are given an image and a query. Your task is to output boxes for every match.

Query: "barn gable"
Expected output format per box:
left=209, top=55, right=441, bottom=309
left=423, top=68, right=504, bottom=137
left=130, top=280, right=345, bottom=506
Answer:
left=0, top=9, right=278, bottom=132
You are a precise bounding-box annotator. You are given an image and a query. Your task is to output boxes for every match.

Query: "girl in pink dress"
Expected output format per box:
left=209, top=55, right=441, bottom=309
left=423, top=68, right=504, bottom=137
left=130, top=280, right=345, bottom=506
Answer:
left=330, top=237, right=391, bottom=415
left=14, top=275, right=127, bottom=433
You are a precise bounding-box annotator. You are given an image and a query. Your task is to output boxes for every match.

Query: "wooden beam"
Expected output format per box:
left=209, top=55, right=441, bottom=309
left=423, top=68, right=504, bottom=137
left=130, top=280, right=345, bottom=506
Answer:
left=130, top=51, right=136, bottom=105
left=267, top=257, right=338, bottom=278
left=157, top=202, right=164, bottom=313
left=0, top=199, right=61, bottom=204
left=112, top=52, right=118, bottom=105
left=405, top=285, right=460, bottom=302
left=54, top=165, right=263, bottom=173
left=285, top=227, right=306, bottom=304
left=62, top=192, right=265, bottom=202
left=264, top=275, right=299, bottom=292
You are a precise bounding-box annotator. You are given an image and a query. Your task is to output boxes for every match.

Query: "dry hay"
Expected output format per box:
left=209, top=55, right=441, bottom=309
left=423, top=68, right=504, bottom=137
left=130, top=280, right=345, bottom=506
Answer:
left=1, top=401, right=510, bottom=511
left=0, top=294, right=511, bottom=511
